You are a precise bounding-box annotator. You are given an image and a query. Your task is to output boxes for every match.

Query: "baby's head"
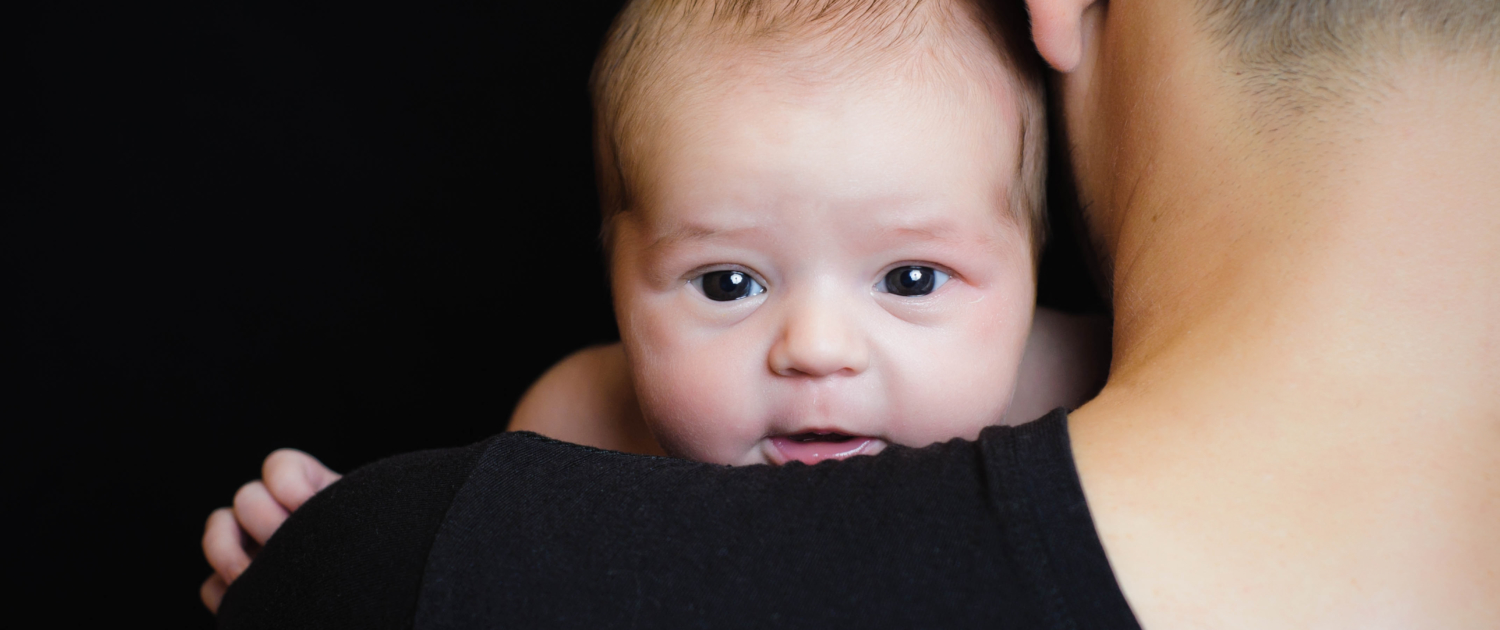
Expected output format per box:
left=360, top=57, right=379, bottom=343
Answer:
left=592, top=0, right=1046, bottom=465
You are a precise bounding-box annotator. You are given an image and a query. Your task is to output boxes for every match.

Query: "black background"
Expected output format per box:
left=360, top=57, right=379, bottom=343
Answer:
left=9, top=1, right=1102, bottom=626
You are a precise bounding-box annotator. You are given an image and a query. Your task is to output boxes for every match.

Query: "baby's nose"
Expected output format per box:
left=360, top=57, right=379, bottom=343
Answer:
left=767, top=294, right=869, bottom=378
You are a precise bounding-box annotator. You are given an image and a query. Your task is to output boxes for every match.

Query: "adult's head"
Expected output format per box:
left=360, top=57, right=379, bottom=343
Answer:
left=1016, top=1, right=1500, bottom=626
left=1022, top=0, right=1499, bottom=370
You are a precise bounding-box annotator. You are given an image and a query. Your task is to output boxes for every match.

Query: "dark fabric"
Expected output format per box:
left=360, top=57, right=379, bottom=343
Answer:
left=217, top=441, right=489, bottom=630
left=981, top=412, right=1138, bottom=627
left=218, top=410, right=1139, bottom=629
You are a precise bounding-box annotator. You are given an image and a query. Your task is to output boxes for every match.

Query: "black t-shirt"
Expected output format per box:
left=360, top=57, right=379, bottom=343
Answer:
left=218, top=410, right=1138, bottom=629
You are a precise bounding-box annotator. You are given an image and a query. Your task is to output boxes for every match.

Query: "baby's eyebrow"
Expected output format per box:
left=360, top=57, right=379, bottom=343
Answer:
left=644, top=223, right=762, bottom=252
left=877, top=221, right=968, bottom=245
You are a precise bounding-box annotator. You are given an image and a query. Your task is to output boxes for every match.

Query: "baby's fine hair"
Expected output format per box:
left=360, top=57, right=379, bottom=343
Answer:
left=590, top=0, right=1048, bottom=257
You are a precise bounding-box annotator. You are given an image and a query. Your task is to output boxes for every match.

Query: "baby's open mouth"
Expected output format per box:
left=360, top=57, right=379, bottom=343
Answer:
left=787, top=431, right=858, bottom=443
left=766, top=431, right=886, bottom=465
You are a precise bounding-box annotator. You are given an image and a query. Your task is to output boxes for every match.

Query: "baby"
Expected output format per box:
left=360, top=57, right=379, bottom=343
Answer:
left=202, top=0, right=1109, bottom=608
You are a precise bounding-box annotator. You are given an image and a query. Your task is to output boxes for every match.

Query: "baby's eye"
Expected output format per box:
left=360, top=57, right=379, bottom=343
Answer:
left=692, top=270, right=766, bottom=302
left=879, top=266, right=950, bottom=297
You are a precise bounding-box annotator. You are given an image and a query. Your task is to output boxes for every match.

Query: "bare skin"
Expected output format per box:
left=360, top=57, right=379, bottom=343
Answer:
left=1031, top=0, right=1500, bottom=626
left=199, top=448, right=342, bottom=610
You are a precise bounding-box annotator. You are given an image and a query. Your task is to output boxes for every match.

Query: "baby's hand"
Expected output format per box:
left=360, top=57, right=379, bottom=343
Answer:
left=200, top=449, right=341, bottom=613
left=200, top=345, right=654, bottom=613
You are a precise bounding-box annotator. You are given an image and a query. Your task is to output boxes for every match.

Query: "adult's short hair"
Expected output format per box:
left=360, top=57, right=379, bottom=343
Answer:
left=1200, top=0, right=1499, bottom=107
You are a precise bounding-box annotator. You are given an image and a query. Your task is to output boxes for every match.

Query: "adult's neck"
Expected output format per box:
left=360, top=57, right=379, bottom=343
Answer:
left=1104, top=57, right=1500, bottom=423
left=1070, top=56, right=1500, bottom=627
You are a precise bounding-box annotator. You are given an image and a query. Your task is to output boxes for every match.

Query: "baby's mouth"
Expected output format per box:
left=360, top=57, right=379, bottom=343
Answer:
left=766, top=431, right=886, bottom=465
left=788, top=431, right=857, bottom=444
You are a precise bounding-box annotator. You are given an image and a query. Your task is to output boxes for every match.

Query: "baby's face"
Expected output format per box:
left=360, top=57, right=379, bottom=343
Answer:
left=610, top=67, right=1034, bottom=465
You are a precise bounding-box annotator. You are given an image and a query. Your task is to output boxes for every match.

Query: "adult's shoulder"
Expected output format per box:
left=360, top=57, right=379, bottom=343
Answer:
left=216, top=414, right=1137, bottom=629
left=217, top=437, right=495, bottom=630
left=412, top=411, right=1138, bottom=629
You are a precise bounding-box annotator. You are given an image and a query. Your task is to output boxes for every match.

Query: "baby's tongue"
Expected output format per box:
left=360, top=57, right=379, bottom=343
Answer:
left=770, top=433, right=882, bottom=464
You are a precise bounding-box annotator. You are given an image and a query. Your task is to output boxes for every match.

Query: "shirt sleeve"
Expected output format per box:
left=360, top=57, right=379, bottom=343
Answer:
left=216, top=440, right=490, bottom=630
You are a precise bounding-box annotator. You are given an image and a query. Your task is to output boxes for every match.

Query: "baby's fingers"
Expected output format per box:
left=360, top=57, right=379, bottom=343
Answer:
left=202, top=507, right=252, bottom=583
left=201, top=573, right=228, bottom=613
left=232, top=481, right=291, bottom=545
left=262, top=448, right=341, bottom=512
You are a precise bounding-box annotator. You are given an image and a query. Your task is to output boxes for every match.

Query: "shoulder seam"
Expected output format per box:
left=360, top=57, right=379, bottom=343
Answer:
left=399, top=436, right=498, bottom=630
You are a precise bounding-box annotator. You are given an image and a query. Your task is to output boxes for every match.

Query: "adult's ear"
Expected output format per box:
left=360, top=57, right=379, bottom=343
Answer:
left=1025, top=0, right=1098, bottom=72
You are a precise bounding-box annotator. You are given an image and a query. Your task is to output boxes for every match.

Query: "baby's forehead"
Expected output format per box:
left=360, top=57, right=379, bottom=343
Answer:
left=622, top=43, right=1025, bottom=173
left=624, top=54, right=1025, bottom=194
left=617, top=53, right=1026, bottom=226
left=621, top=84, right=1029, bottom=247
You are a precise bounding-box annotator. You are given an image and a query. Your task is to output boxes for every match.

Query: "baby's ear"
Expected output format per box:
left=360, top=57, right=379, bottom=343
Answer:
left=1025, top=0, right=1097, bottom=72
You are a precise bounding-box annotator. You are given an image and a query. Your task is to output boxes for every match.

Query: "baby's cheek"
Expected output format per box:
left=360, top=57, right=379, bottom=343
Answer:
left=631, top=335, right=767, bottom=464
left=899, top=366, right=1016, bottom=445
left=888, top=310, right=1029, bottom=445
